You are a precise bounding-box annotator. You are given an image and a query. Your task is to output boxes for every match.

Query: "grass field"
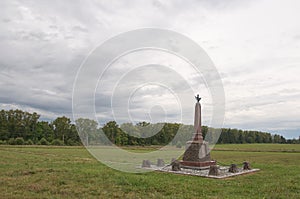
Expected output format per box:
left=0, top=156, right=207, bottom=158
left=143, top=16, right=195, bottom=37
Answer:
left=1, top=144, right=300, bottom=198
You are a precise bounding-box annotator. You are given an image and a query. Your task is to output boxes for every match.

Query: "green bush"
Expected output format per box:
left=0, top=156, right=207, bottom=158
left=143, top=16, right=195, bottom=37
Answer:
left=15, top=137, right=25, bottom=145
left=66, top=139, right=79, bottom=146
left=8, top=138, right=15, bottom=145
left=0, top=140, right=7, bottom=145
left=51, top=139, right=64, bottom=146
left=39, top=137, right=49, bottom=145
left=25, top=139, right=34, bottom=145
left=151, top=139, right=159, bottom=145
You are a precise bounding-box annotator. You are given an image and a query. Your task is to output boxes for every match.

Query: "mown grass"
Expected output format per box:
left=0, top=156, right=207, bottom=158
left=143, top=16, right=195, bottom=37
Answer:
left=213, top=143, right=300, bottom=152
left=0, top=144, right=299, bottom=198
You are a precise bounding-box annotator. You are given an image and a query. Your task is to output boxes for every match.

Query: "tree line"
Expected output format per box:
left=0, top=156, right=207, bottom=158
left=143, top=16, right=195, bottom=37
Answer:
left=0, top=109, right=299, bottom=146
left=0, top=109, right=80, bottom=145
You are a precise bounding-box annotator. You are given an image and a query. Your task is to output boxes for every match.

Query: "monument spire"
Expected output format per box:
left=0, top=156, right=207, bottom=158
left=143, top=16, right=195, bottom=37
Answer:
left=193, top=94, right=203, bottom=142
left=181, top=94, right=216, bottom=168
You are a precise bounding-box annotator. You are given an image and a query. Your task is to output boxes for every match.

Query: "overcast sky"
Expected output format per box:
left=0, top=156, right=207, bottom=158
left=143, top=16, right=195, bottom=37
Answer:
left=1, top=0, right=300, bottom=138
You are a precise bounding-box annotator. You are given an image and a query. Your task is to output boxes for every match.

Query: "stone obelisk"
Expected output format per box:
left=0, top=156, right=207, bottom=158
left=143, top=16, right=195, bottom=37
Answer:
left=180, top=94, right=216, bottom=168
left=193, top=97, right=203, bottom=142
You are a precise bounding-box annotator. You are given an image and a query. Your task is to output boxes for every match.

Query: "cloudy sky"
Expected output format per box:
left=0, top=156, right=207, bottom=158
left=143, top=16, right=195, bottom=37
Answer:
left=1, top=0, right=300, bottom=138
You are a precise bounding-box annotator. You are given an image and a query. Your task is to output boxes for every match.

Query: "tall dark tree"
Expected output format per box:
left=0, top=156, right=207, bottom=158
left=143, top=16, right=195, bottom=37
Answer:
left=52, top=116, right=72, bottom=144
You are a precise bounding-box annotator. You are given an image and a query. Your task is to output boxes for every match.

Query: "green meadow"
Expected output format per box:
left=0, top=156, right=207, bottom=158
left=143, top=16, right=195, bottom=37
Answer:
left=1, top=144, right=300, bottom=198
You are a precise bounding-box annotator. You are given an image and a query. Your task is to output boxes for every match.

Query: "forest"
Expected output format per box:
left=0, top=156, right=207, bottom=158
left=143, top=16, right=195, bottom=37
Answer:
left=0, top=109, right=299, bottom=146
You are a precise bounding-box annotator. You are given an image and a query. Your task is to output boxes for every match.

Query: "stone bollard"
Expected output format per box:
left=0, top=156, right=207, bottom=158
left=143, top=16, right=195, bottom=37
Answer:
left=157, top=159, right=165, bottom=167
left=142, top=160, right=151, bottom=168
left=228, top=164, right=238, bottom=173
left=243, top=161, right=251, bottom=170
left=208, top=165, right=219, bottom=176
left=171, top=160, right=181, bottom=171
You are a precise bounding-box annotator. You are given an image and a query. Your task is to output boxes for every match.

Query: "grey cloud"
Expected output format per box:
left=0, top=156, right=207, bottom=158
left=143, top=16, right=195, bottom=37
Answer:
left=0, top=0, right=300, bottom=140
left=294, top=35, right=300, bottom=40
left=227, top=89, right=300, bottom=112
left=72, top=25, right=88, bottom=33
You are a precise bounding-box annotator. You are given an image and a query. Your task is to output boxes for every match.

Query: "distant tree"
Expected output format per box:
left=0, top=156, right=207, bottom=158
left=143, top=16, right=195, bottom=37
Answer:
left=67, top=124, right=80, bottom=145
left=120, top=123, right=140, bottom=145
left=246, top=136, right=254, bottom=143
left=35, top=121, right=54, bottom=143
left=102, top=121, right=119, bottom=145
left=273, top=134, right=284, bottom=143
left=75, top=118, right=98, bottom=146
left=0, top=109, right=40, bottom=141
left=238, top=130, right=246, bottom=143
left=52, top=116, right=72, bottom=144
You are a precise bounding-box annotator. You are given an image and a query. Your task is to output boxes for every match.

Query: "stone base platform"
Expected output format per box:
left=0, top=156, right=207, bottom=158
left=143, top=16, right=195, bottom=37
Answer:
left=141, top=164, right=260, bottom=179
left=180, top=160, right=216, bottom=168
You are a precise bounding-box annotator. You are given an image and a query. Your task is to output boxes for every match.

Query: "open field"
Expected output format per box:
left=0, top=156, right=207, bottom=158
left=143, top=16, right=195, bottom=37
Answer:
left=213, top=143, right=300, bottom=152
left=0, top=144, right=300, bottom=198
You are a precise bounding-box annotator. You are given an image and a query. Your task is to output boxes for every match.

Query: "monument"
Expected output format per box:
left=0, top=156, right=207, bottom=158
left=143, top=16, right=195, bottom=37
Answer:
left=180, top=94, right=216, bottom=168
left=141, top=94, right=259, bottom=178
